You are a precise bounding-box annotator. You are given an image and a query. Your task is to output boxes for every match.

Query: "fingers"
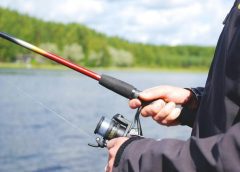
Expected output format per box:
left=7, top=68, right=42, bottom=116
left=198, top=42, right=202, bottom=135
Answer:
left=152, top=102, right=176, bottom=121
left=107, top=137, right=128, bottom=149
left=129, top=85, right=188, bottom=109
left=106, top=137, right=128, bottom=172
left=141, top=99, right=166, bottom=117
left=129, top=85, right=187, bottom=125
left=105, top=159, right=114, bottom=172
left=159, top=107, right=181, bottom=125
left=106, top=138, right=117, bottom=149
left=141, top=101, right=182, bottom=126
left=129, top=98, right=142, bottom=109
left=136, top=86, right=192, bottom=105
left=129, top=86, right=168, bottom=109
left=106, top=149, right=115, bottom=172
left=106, top=139, right=117, bottom=172
left=139, top=86, right=168, bottom=101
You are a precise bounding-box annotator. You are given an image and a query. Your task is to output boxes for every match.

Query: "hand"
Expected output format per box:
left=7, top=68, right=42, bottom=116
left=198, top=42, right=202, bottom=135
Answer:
left=129, top=85, right=193, bottom=126
left=105, top=137, right=129, bottom=172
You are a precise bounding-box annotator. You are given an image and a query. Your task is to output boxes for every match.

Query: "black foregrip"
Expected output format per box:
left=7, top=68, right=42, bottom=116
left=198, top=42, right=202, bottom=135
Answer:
left=99, top=74, right=139, bottom=99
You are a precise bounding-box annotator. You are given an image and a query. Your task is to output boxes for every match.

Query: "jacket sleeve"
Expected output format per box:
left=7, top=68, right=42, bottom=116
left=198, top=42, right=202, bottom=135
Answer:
left=177, top=87, right=204, bottom=127
left=112, top=121, right=240, bottom=172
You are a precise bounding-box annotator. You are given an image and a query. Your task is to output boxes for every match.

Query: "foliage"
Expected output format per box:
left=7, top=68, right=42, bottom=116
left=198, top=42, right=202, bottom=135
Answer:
left=62, top=43, right=84, bottom=63
left=0, top=7, right=215, bottom=69
left=108, top=46, right=134, bottom=67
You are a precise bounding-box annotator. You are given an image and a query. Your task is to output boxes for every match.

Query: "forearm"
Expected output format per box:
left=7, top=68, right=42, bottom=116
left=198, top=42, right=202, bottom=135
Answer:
left=113, top=121, right=240, bottom=172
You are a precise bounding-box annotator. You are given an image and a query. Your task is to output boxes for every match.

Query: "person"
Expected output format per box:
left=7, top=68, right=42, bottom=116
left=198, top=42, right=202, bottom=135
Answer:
left=106, top=0, right=240, bottom=171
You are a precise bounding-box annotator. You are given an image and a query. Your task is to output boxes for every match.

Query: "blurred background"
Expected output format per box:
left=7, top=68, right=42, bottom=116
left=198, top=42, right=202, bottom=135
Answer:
left=0, top=0, right=233, bottom=171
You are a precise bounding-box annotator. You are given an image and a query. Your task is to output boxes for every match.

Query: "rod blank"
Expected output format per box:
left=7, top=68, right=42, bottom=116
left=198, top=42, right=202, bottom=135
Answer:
left=0, top=32, right=101, bottom=81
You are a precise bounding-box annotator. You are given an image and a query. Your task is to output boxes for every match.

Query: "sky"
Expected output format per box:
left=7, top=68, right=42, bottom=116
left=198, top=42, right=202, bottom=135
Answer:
left=0, top=0, right=234, bottom=45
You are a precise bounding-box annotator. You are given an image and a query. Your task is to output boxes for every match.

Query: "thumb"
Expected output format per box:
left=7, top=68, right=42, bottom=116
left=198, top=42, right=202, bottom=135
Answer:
left=139, top=86, right=168, bottom=101
left=106, top=138, right=117, bottom=149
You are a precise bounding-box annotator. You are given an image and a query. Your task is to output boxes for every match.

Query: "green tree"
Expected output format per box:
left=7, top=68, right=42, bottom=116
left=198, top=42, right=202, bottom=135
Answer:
left=108, top=46, right=134, bottom=67
left=62, top=43, right=84, bottom=63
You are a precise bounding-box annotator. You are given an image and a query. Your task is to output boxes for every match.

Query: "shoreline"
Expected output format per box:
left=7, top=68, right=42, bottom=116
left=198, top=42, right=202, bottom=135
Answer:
left=0, top=63, right=209, bottom=73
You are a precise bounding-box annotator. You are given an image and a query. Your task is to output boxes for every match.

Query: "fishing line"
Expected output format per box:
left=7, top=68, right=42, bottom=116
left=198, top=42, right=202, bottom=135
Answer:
left=5, top=80, right=91, bottom=138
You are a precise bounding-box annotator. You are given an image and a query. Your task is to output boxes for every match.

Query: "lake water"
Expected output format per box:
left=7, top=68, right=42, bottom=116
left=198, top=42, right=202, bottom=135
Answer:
left=0, top=68, right=207, bottom=172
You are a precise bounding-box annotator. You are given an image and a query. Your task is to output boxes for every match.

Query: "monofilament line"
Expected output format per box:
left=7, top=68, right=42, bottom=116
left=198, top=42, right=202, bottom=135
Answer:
left=9, top=82, right=91, bottom=138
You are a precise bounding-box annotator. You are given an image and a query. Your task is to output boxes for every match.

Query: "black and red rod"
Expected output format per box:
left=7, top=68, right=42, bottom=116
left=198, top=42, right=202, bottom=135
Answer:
left=0, top=32, right=140, bottom=99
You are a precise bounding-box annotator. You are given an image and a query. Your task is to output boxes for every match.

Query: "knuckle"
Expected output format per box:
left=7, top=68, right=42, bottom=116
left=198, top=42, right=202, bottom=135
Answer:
left=151, top=106, right=160, bottom=114
left=163, top=102, right=175, bottom=113
left=166, top=108, right=181, bottom=122
left=152, top=115, right=159, bottom=121
left=141, top=106, right=152, bottom=117
left=151, top=100, right=165, bottom=114
left=168, top=101, right=176, bottom=107
left=158, top=108, right=169, bottom=118
left=161, top=120, right=168, bottom=125
left=108, top=148, right=116, bottom=157
left=154, top=111, right=166, bottom=121
left=166, top=115, right=175, bottom=122
left=141, top=108, right=149, bottom=117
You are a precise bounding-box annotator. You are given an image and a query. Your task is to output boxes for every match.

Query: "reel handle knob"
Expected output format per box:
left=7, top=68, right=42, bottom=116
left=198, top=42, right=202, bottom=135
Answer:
left=88, top=137, right=107, bottom=148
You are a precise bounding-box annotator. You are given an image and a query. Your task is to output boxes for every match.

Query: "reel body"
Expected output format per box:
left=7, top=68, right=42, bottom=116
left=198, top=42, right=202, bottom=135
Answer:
left=89, top=108, right=142, bottom=148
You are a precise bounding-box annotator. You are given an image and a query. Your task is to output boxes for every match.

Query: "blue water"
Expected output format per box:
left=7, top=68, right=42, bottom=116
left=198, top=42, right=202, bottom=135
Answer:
left=0, top=68, right=207, bottom=172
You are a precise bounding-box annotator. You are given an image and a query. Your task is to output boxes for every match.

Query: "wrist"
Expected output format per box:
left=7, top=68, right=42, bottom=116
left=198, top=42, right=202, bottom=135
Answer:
left=184, top=88, right=200, bottom=109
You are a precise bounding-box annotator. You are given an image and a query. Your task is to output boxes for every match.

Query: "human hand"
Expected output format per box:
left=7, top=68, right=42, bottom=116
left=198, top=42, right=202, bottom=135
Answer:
left=105, top=137, right=129, bottom=172
left=129, top=85, right=193, bottom=126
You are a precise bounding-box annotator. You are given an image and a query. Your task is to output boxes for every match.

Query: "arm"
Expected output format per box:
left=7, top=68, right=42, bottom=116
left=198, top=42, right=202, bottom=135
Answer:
left=108, top=121, right=240, bottom=172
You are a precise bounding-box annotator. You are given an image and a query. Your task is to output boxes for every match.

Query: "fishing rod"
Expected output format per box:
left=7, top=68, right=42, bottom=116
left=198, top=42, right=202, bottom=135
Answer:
left=0, top=32, right=140, bottom=100
left=0, top=31, right=144, bottom=148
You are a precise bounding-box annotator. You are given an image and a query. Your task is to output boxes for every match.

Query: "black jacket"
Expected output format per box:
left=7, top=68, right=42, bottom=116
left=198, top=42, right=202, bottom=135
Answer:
left=112, top=1, right=240, bottom=171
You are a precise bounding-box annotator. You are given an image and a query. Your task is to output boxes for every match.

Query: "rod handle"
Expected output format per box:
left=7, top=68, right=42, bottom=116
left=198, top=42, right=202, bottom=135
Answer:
left=99, top=74, right=140, bottom=99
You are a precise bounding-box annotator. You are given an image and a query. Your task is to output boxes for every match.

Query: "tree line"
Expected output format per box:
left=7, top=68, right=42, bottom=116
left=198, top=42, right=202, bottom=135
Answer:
left=0, top=7, right=215, bottom=69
